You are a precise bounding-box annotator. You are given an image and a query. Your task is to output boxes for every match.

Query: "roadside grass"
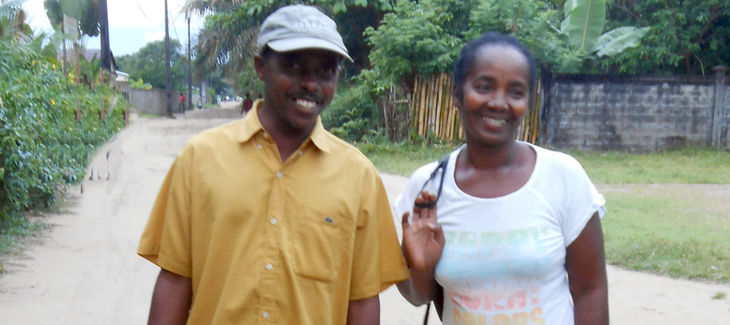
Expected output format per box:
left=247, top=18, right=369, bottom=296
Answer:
left=138, top=112, right=160, bottom=119
left=569, top=147, right=730, bottom=184
left=359, top=143, right=730, bottom=283
left=356, top=141, right=457, bottom=176
left=602, top=191, right=730, bottom=282
left=0, top=218, right=44, bottom=260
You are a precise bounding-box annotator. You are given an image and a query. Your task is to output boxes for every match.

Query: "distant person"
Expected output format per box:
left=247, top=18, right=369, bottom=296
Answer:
left=240, top=93, right=253, bottom=115
left=178, top=93, right=186, bottom=112
left=196, top=98, right=202, bottom=110
left=395, top=32, right=609, bottom=324
left=138, top=4, right=408, bottom=325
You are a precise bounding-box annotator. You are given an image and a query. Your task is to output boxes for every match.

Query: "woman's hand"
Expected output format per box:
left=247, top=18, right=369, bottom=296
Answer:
left=401, top=190, right=445, bottom=272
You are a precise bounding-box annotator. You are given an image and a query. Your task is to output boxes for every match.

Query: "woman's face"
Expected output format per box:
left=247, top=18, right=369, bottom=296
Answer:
left=455, top=44, right=530, bottom=147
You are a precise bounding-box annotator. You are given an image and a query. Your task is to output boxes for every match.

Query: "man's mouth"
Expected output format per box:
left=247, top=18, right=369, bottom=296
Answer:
left=295, top=98, right=317, bottom=111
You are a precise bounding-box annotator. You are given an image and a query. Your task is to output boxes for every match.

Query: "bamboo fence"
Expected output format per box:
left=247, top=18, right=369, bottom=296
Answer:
left=410, top=73, right=540, bottom=143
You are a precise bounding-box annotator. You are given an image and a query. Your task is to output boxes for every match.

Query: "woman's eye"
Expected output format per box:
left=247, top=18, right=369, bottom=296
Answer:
left=510, top=88, right=526, bottom=98
left=475, top=83, right=492, bottom=91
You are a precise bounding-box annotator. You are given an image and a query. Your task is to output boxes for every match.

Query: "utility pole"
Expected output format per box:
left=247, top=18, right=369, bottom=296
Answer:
left=187, top=15, right=192, bottom=112
left=99, top=0, right=112, bottom=83
left=165, top=0, right=172, bottom=116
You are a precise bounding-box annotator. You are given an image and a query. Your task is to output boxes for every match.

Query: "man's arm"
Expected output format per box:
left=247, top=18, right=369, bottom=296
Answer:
left=148, top=269, right=192, bottom=325
left=566, top=213, right=609, bottom=325
left=347, top=296, right=379, bottom=325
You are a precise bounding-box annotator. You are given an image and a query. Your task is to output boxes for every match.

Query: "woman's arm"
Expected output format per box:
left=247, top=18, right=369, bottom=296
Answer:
left=148, top=268, right=192, bottom=325
left=396, top=191, right=445, bottom=306
left=566, top=213, right=609, bottom=325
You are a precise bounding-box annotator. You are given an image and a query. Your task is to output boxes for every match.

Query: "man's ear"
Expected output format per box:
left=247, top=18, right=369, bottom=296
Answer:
left=254, top=55, right=265, bottom=81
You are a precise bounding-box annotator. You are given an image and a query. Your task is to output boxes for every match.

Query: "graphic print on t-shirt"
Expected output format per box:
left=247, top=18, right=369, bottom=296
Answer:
left=437, top=226, right=552, bottom=325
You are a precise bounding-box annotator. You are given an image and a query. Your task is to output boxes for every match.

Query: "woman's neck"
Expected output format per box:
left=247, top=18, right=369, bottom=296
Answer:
left=462, top=139, right=523, bottom=171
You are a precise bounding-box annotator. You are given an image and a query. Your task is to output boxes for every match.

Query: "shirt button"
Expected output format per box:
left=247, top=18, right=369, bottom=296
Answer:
left=297, top=151, right=303, bottom=156
left=256, top=144, right=262, bottom=150
left=270, top=218, right=278, bottom=225
left=265, top=263, right=273, bottom=270
left=262, top=311, right=269, bottom=319
left=276, top=171, right=282, bottom=178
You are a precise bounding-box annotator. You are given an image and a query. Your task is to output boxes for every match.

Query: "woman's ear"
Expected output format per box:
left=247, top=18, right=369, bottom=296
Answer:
left=451, top=86, right=462, bottom=110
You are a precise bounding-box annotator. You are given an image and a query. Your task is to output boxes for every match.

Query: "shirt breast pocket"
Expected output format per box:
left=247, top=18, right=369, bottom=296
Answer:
left=287, top=210, right=354, bottom=282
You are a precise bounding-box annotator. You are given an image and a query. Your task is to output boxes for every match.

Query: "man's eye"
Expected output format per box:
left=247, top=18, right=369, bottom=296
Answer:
left=320, top=68, right=336, bottom=77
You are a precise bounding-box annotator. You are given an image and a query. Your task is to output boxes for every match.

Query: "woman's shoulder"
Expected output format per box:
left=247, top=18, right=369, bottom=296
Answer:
left=528, top=143, right=587, bottom=174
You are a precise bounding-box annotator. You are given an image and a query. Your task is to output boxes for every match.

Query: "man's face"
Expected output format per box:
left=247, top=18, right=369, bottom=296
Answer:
left=255, top=49, right=340, bottom=135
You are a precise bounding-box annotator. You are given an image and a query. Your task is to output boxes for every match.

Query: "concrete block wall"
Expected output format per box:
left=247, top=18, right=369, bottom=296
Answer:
left=542, top=73, right=728, bottom=152
left=127, top=89, right=203, bottom=116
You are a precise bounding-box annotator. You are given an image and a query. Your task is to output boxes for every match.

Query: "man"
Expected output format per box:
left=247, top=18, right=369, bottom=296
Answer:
left=240, top=93, right=253, bottom=115
left=179, top=93, right=186, bottom=112
left=137, top=5, right=408, bottom=325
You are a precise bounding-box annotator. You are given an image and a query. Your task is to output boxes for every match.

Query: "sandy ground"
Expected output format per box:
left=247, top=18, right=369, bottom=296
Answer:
left=0, top=107, right=729, bottom=324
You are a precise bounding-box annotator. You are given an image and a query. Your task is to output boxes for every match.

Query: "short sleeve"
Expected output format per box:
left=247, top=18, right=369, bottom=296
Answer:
left=349, top=167, right=409, bottom=300
left=394, top=161, right=439, bottom=225
left=137, top=145, right=193, bottom=278
left=559, top=155, right=606, bottom=246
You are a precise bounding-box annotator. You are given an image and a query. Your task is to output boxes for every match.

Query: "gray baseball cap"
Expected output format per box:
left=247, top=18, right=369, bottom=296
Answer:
left=256, top=5, right=353, bottom=62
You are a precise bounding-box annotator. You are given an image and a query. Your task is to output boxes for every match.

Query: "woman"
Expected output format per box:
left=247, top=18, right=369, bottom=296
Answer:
left=395, top=32, right=608, bottom=324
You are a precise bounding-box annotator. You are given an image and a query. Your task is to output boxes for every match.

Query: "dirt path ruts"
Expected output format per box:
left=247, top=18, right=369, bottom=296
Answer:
left=0, top=111, right=728, bottom=324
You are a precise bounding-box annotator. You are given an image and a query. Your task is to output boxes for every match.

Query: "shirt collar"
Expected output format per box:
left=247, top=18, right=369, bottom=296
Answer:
left=237, top=99, right=332, bottom=153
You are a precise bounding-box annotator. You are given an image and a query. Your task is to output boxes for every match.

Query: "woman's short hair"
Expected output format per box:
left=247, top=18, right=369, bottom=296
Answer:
left=452, top=32, right=537, bottom=101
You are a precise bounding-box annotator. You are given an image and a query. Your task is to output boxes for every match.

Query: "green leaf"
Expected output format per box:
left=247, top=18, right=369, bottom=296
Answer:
left=333, top=1, right=347, bottom=14
left=564, top=0, right=606, bottom=51
left=593, top=26, right=650, bottom=57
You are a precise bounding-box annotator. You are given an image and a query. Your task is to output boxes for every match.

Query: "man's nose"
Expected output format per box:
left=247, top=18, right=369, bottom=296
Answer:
left=298, top=70, right=320, bottom=92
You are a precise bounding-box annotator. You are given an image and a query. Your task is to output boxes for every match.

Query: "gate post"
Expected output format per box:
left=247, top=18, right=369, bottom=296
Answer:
left=711, top=65, right=727, bottom=148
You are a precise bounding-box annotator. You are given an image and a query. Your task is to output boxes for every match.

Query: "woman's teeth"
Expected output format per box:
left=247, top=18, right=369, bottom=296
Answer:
left=296, top=99, right=316, bottom=110
left=482, top=116, right=505, bottom=126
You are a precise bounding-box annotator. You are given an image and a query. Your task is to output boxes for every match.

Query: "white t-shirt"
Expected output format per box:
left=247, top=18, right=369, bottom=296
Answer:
left=395, top=143, right=606, bottom=325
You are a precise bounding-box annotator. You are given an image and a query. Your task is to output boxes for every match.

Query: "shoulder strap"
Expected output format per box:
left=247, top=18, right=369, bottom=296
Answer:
left=415, top=153, right=450, bottom=208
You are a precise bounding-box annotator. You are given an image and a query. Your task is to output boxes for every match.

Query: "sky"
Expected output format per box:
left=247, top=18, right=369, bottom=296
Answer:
left=22, top=0, right=207, bottom=57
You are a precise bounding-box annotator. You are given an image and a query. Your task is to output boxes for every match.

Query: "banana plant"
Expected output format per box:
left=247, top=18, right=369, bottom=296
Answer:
left=0, top=0, right=29, bottom=38
left=559, top=0, right=649, bottom=57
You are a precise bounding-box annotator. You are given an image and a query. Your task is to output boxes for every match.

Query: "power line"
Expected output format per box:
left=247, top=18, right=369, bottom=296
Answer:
left=169, top=8, right=180, bottom=42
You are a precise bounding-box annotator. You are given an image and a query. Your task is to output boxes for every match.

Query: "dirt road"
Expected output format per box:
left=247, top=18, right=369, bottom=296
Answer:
left=1, top=109, right=728, bottom=324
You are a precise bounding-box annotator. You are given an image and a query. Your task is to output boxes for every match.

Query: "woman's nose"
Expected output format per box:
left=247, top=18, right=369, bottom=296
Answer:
left=487, top=93, right=508, bottom=110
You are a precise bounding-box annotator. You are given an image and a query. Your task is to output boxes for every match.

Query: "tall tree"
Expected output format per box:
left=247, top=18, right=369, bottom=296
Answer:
left=116, top=39, right=187, bottom=90
left=598, top=0, right=730, bottom=75
left=187, top=0, right=395, bottom=95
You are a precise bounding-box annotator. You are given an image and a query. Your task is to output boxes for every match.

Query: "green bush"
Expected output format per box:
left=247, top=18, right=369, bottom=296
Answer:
left=0, top=39, right=125, bottom=231
left=322, top=80, right=381, bottom=142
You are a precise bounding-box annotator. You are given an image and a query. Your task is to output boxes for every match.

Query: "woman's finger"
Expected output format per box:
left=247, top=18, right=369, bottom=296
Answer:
left=401, top=211, right=410, bottom=228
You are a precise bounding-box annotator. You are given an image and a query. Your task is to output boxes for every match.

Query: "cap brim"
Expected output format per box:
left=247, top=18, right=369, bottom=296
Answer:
left=268, top=38, right=354, bottom=62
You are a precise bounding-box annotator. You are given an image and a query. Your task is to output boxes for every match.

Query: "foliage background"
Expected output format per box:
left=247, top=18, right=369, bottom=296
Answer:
left=0, top=38, right=125, bottom=242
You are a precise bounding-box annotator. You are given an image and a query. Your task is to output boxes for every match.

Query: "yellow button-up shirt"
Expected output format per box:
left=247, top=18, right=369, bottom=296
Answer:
left=138, top=100, right=408, bottom=324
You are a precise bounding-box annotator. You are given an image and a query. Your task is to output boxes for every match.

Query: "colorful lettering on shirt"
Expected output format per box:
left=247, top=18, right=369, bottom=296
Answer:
left=438, top=227, right=552, bottom=325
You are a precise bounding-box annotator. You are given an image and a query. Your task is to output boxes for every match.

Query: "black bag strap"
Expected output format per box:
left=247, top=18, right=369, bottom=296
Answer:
left=414, top=153, right=450, bottom=208
left=416, top=153, right=450, bottom=325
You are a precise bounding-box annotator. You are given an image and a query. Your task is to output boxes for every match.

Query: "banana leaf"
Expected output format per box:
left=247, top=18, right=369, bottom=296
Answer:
left=562, top=0, right=606, bottom=52
left=593, top=26, right=651, bottom=57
